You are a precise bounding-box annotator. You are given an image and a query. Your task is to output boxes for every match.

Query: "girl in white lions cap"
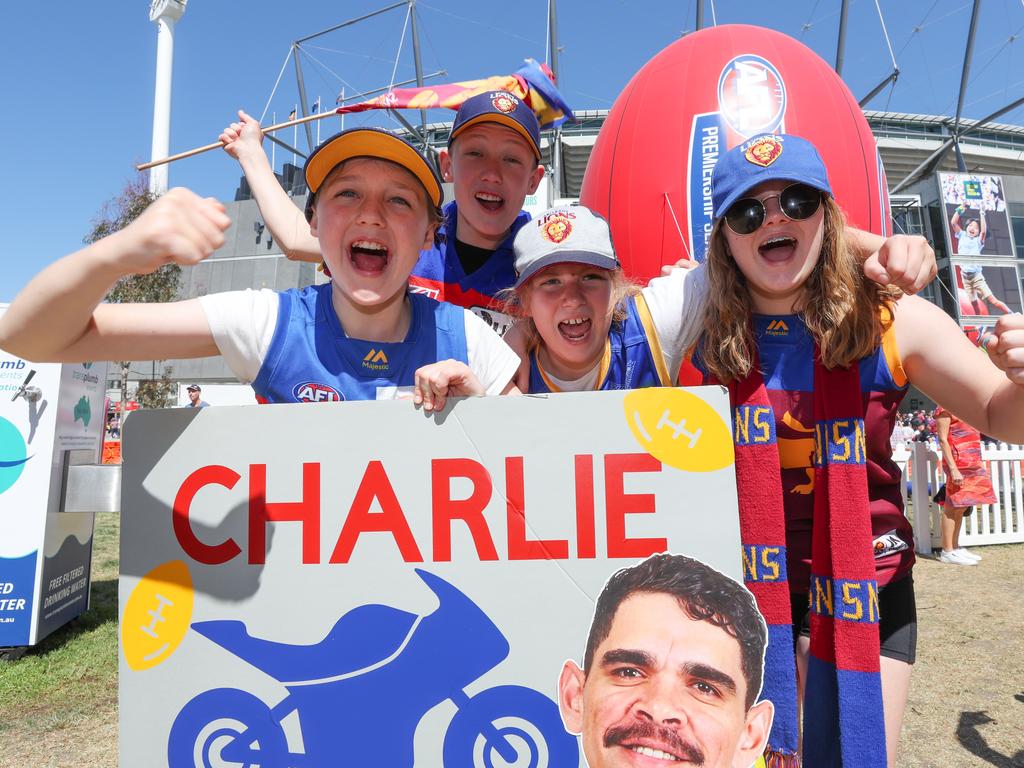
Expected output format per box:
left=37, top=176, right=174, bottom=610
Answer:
left=503, top=206, right=705, bottom=392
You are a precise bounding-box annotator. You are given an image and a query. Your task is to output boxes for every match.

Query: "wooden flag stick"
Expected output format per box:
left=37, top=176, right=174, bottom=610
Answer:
left=135, top=110, right=339, bottom=171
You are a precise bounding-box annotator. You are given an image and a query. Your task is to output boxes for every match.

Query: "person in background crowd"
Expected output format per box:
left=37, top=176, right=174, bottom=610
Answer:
left=185, top=384, right=209, bottom=409
left=934, top=406, right=994, bottom=566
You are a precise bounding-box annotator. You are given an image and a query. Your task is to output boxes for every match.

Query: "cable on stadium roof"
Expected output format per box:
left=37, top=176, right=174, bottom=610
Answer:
left=260, top=48, right=295, bottom=124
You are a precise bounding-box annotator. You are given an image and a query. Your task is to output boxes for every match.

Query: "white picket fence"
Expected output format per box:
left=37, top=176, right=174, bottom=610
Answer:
left=892, top=441, right=1024, bottom=553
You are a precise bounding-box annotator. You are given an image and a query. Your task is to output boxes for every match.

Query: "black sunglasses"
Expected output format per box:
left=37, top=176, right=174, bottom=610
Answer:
left=724, top=183, right=823, bottom=235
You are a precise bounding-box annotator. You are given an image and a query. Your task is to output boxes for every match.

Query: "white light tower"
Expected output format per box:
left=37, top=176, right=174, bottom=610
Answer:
left=148, top=0, right=187, bottom=196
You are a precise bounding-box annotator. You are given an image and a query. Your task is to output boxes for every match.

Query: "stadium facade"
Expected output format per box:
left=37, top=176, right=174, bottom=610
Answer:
left=132, top=111, right=1024, bottom=408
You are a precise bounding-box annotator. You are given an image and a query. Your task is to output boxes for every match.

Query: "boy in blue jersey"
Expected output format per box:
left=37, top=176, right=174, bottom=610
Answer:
left=413, top=90, right=545, bottom=327
left=220, top=92, right=544, bottom=333
left=0, top=129, right=520, bottom=405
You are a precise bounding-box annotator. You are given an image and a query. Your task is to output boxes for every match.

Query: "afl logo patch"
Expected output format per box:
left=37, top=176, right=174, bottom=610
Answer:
left=541, top=213, right=573, bottom=244
left=717, top=55, right=787, bottom=138
left=744, top=136, right=783, bottom=167
left=491, top=92, right=517, bottom=113
left=292, top=382, right=343, bottom=402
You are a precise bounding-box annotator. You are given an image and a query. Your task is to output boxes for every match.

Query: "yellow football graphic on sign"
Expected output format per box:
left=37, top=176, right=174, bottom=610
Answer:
left=121, top=560, right=194, bottom=671
left=623, top=389, right=733, bottom=472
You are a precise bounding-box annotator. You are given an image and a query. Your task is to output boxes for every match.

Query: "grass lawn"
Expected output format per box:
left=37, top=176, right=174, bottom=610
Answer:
left=0, top=513, right=119, bottom=768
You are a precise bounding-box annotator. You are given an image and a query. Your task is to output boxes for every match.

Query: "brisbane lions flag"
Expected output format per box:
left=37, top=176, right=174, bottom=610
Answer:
left=334, top=58, right=573, bottom=129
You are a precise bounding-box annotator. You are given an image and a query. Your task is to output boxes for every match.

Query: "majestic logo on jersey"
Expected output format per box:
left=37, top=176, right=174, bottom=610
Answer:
left=362, top=349, right=390, bottom=372
left=292, top=382, right=343, bottom=402
left=765, top=318, right=789, bottom=336
left=717, top=55, right=787, bottom=138
left=744, top=136, right=783, bottom=168
left=541, top=213, right=573, bottom=244
left=491, top=92, right=517, bottom=113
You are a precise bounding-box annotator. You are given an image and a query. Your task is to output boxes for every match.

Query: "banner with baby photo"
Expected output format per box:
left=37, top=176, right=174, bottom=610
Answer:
left=938, top=172, right=1017, bottom=258
left=118, top=388, right=748, bottom=767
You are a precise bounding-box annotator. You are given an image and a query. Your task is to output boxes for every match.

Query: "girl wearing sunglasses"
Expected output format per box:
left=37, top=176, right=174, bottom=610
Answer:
left=695, top=133, right=1024, bottom=768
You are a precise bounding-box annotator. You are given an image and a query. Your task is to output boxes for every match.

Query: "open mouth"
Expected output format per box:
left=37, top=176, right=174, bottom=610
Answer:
left=349, top=239, right=389, bottom=275
left=475, top=191, right=505, bottom=212
left=758, top=235, right=797, bottom=262
left=558, top=316, right=592, bottom=343
left=628, top=744, right=684, bottom=762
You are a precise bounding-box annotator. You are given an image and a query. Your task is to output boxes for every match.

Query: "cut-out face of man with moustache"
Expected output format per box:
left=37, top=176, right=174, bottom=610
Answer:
left=558, top=554, right=774, bottom=768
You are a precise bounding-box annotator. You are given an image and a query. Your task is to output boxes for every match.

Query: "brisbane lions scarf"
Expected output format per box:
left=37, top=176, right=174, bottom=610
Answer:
left=728, top=344, right=886, bottom=768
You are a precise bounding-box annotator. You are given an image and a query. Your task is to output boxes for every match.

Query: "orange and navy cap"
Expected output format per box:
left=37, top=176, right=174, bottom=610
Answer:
left=448, top=91, right=541, bottom=160
left=303, top=127, right=443, bottom=221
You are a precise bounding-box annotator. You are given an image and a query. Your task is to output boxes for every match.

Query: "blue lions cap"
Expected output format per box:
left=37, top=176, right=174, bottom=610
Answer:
left=712, top=134, right=832, bottom=219
left=449, top=91, right=541, bottom=160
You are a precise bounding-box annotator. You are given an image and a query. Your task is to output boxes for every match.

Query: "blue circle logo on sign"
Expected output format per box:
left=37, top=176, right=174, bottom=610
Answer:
left=0, top=416, right=30, bottom=495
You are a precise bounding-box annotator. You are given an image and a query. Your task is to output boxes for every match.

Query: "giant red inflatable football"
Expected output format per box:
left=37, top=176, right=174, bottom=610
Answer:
left=581, top=24, right=891, bottom=280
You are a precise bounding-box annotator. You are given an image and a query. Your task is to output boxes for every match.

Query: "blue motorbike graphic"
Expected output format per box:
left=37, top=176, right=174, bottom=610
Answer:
left=167, top=569, right=579, bottom=767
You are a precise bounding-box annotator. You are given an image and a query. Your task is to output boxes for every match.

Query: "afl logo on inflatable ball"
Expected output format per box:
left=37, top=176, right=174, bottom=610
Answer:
left=717, top=55, right=787, bottom=138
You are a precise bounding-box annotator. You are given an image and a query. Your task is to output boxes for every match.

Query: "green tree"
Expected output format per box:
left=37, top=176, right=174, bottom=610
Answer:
left=135, top=366, right=179, bottom=410
left=84, top=176, right=182, bottom=415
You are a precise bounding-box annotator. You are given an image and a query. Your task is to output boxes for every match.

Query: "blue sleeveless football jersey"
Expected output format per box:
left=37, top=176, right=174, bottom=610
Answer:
left=529, top=294, right=672, bottom=393
left=252, top=285, right=468, bottom=403
left=408, top=201, right=529, bottom=333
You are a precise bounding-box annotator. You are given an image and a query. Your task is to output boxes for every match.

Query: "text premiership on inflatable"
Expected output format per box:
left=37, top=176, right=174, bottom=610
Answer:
left=0, top=305, right=108, bottom=647
left=118, top=388, right=743, bottom=766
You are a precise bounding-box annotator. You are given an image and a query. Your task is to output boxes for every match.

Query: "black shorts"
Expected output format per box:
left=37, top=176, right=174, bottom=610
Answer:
left=791, top=573, right=917, bottom=664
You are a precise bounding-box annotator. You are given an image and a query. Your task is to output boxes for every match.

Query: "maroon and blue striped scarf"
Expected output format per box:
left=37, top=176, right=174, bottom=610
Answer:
left=727, top=343, right=887, bottom=767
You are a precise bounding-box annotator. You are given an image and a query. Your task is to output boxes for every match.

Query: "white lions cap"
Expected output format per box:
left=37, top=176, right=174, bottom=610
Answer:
left=513, top=206, right=620, bottom=288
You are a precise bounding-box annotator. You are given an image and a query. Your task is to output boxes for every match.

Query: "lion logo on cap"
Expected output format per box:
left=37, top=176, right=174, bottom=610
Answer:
left=744, top=136, right=783, bottom=167
left=491, top=92, right=517, bottom=113
left=541, top=212, right=573, bottom=244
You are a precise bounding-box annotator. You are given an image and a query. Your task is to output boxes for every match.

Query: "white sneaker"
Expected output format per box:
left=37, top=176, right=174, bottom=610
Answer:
left=939, top=549, right=977, bottom=565
left=956, top=547, right=982, bottom=561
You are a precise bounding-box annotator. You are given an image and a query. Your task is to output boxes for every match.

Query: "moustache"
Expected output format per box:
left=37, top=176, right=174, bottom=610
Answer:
left=603, top=720, right=705, bottom=764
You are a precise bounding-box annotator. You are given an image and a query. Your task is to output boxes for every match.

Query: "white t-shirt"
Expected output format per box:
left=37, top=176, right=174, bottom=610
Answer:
left=544, top=266, right=709, bottom=392
left=956, top=229, right=983, bottom=256
left=199, top=289, right=520, bottom=398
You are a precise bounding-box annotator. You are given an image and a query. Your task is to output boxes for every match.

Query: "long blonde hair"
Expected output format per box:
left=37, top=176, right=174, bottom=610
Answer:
left=500, top=268, right=640, bottom=355
left=700, top=197, right=901, bottom=383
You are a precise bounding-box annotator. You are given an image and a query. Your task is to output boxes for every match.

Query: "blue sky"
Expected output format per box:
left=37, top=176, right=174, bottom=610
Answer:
left=2, top=0, right=1023, bottom=302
